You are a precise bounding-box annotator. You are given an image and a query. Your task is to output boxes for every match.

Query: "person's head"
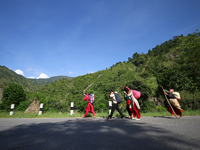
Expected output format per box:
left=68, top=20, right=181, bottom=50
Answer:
left=109, top=90, right=113, bottom=94
left=169, top=89, right=174, bottom=93
left=124, top=86, right=130, bottom=93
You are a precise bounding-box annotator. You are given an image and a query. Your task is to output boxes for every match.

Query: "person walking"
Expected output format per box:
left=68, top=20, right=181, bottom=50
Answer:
left=108, top=90, right=125, bottom=120
left=125, top=86, right=141, bottom=120
left=164, top=89, right=184, bottom=118
left=124, top=90, right=135, bottom=119
left=82, top=93, right=95, bottom=118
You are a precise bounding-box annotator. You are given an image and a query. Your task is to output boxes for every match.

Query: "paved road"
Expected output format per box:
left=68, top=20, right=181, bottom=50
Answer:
left=0, top=116, right=200, bottom=150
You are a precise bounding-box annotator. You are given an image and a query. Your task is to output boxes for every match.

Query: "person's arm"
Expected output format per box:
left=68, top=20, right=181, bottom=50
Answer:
left=110, top=93, right=117, bottom=103
left=84, top=96, right=87, bottom=101
left=127, top=90, right=132, bottom=97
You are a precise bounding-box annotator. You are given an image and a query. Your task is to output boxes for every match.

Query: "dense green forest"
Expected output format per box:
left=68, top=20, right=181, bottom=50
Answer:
left=1, top=30, right=200, bottom=113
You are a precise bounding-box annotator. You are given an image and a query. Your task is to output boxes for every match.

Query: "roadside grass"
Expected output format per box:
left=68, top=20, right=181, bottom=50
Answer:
left=0, top=110, right=199, bottom=118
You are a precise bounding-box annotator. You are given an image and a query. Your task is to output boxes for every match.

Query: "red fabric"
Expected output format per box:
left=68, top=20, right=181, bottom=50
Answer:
left=167, top=106, right=182, bottom=116
left=83, top=94, right=95, bottom=117
left=126, top=100, right=131, bottom=106
left=132, top=103, right=141, bottom=119
left=84, top=94, right=90, bottom=103
left=127, top=100, right=140, bottom=119
left=84, top=103, right=95, bottom=117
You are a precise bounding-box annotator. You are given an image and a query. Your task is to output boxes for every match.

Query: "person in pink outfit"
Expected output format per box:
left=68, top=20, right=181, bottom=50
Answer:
left=125, top=86, right=141, bottom=120
left=82, top=94, right=95, bottom=118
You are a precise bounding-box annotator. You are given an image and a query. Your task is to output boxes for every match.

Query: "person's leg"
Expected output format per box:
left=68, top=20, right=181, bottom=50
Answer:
left=90, top=104, right=95, bottom=117
left=83, top=110, right=89, bottom=117
left=126, top=100, right=132, bottom=117
left=130, top=108, right=136, bottom=118
left=134, top=103, right=141, bottom=119
left=108, top=103, right=117, bottom=118
left=167, top=106, right=174, bottom=117
left=116, top=104, right=124, bottom=118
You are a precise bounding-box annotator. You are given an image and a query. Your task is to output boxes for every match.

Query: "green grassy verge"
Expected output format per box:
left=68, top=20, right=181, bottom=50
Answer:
left=0, top=110, right=199, bottom=118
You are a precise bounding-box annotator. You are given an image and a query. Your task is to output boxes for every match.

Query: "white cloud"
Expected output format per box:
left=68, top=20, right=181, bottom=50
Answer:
left=15, top=69, right=24, bottom=76
left=69, top=72, right=73, bottom=75
left=27, top=76, right=35, bottom=79
left=88, top=71, right=95, bottom=74
left=36, top=73, right=49, bottom=79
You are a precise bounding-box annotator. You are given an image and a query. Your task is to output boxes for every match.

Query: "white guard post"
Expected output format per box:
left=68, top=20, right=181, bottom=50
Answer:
left=38, top=103, right=43, bottom=115
left=109, top=101, right=112, bottom=115
left=10, top=104, right=15, bottom=116
left=70, top=102, right=74, bottom=115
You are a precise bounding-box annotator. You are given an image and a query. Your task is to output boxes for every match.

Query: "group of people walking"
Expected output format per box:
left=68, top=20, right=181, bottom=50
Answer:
left=107, top=86, right=141, bottom=120
left=82, top=86, right=141, bottom=120
left=82, top=86, right=184, bottom=119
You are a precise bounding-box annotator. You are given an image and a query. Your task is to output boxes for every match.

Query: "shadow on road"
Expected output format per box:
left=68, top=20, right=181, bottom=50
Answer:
left=0, top=117, right=199, bottom=150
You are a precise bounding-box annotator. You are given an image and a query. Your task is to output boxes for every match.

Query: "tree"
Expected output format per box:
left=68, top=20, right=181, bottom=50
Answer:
left=175, top=35, right=200, bottom=108
left=2, top=83, right=26, bottom=111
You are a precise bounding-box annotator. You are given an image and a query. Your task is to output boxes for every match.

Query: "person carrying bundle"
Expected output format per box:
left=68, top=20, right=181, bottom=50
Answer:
left=107, top=90, right=125, bottom=120
left=125, top=86, right=141, bottom=120
left=164, top=89, right=184, bottom=118
left=82, top=93, right=95, bottom=118
left=124, top=90, right=135, bottom=119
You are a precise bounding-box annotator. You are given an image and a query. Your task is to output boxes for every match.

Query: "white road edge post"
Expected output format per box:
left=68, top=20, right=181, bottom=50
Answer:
left=38, top=103, right=43, bottom=115
left=70, top=102, right=74, bottom=115
left=109, top=101, right=112, bottom=115
left=10, top=104, right=15, bottom=116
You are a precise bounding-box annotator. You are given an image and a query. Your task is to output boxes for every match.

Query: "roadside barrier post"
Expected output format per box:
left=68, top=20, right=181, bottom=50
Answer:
left=38, top=103, right=43, bottom=115
left=109, top=101, right=112, bottom=115
left=10, top=104, right=15, bottom=116
left=70, top=102, right=74, bottom=115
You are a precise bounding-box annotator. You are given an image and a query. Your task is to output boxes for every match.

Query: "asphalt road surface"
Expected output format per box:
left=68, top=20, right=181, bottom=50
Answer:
left=0, top=116, right=200, bottom=150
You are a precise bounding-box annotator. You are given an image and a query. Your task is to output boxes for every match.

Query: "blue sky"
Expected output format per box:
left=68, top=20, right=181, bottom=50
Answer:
left=0, top=0, right=200, bottom=79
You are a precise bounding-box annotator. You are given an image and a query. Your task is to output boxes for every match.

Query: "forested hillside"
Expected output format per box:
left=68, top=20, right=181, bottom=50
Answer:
left=1, top=31, right=200, bottom=113
left=0, top=65, right=71, bottom=91
left=0, top=66, right=34, bottom=90
left=26, top=31, right=200, bottom=113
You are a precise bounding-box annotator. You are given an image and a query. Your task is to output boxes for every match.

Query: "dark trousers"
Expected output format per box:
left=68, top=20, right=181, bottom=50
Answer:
left=126, top=105, right=132, bottom=116
left=109, top=103, right=124, bottom=118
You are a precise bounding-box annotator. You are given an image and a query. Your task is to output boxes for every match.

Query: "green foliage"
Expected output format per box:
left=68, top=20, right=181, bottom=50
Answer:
left=15, top=100, right=32, bottom=111
left=1, top=30, right=200, bottom=113
left=1, top=83, right=26, bottom=111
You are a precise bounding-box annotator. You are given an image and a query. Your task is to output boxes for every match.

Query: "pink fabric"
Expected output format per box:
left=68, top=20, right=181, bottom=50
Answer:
left=131, top=90, right=141, bottom=99
left=125, top=86, right=130, bottom=91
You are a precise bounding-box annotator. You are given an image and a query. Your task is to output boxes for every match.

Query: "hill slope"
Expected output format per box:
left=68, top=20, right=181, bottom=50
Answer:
left=1, top=32, right=200, bottom=112
left=0, top=65, right=72, bottom=91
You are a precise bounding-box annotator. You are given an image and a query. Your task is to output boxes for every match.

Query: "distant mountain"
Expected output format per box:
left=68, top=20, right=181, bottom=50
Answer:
left=29, top=76, right=72, bottom=86
left=0, top=65, right=72, bottom=91
left=0, top=66, right=34, bottom=90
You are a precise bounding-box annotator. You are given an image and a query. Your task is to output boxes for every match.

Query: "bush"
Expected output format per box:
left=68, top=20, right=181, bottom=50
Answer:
left=2, top=83, right=26, bottom=111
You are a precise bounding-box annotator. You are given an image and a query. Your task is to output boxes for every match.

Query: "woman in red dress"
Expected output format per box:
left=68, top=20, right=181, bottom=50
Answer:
left=82, top=94, right=95, bottom=118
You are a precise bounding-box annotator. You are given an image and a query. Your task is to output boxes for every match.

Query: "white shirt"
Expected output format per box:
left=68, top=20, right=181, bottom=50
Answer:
left=127, top=90, right=140, bottom=109
left=109, top=93, right=117, bottom=104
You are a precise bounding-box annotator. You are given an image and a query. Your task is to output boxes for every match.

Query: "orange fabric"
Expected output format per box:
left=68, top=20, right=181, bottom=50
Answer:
left=167, top=106, right=184, bottom=115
